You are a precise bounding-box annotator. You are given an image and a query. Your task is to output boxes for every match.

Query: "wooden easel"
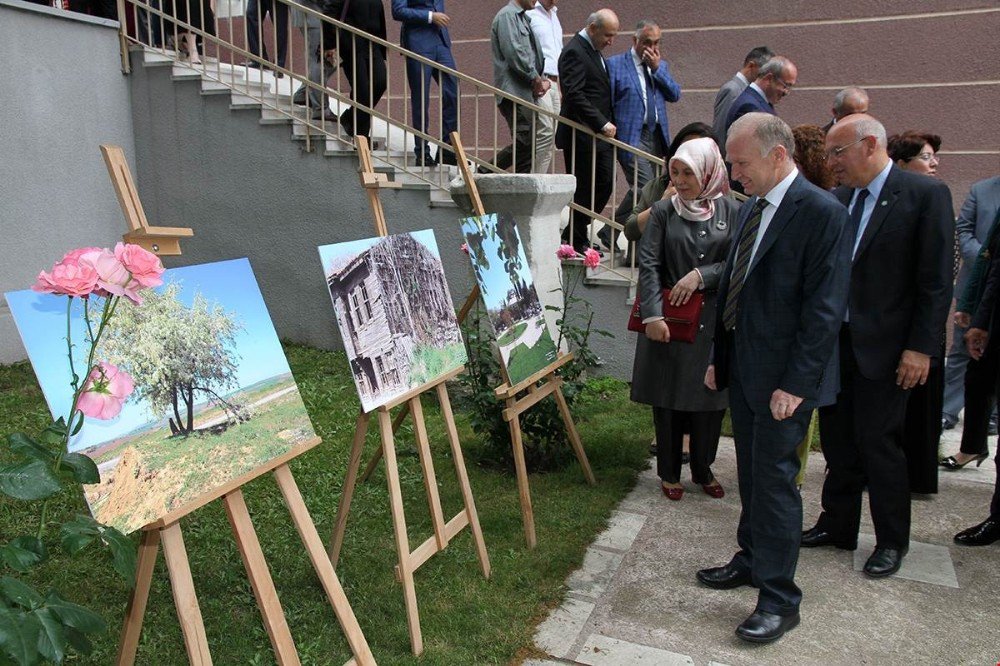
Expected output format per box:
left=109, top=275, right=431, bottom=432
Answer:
left=116, top=439, right=376, bottom=665
left=100, top=144, right=194, bottom=256
left=448, top=131, right=596, bottom=549
left=326, top=137, right=491, bottom=656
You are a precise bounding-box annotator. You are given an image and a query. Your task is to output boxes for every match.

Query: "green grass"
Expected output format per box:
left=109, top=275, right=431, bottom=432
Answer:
left=408, top=342, right=467, bottom=386
left=0, top=344, right=651, bottom=665
left=494, top=321, right=528, bottom=347
left=504, top=326, right=558, bottom=385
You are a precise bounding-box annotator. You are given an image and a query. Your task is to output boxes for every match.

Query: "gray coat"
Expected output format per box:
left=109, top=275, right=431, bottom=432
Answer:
left=955, top=176, right=1000, bottom=296
left=491, top=2, right=543, bottom=104
left=711, top=73, right=746, bottom=151
left=630, top=196, right=739, bottom=411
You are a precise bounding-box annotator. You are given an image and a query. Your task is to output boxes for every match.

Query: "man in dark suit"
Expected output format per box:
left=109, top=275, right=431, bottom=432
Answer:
left=324, top=0, right=388, bottom=139
left=556, top=8, right=619, bottom=254
left=699, top=113, right=852, bottom=644
left=712, top=46, right=772, bottom=153
left=392, top=0, right=458, bottom=166
left=721, top=56, right=797, bottom=144
left=802, top=114, right=954, bottom=577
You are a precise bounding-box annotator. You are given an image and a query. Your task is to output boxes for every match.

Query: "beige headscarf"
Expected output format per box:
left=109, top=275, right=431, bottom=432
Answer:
left=669, top=137, right=731, bottom=222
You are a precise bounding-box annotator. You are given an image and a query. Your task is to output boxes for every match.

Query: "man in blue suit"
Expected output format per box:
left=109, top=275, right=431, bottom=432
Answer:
left=722, top=56, right=797, bottom=144
left=699, top=112, right=852, bottom=644
left=391, top=0, right=459, bottom=166
left=604, top=19, right=680, bottom=246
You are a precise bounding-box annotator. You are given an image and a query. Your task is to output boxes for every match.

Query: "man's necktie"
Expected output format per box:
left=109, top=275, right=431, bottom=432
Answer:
left=643, top=66, right=657, bottom=130
left=722, top=198, right=769, bottom=331
left=848, top=188, right=870, bottom=258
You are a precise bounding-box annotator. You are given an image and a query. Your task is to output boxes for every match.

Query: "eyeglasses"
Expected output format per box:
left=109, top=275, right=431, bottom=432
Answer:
left=775, top=77, right=794, bottom=90
left=910, top=152, right=937, bottom=162
left=824, top=136, right=868, bottom=161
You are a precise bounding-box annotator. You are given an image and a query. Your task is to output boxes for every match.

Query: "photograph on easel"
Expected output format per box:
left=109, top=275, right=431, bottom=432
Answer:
left=6, top=258, right=317, bottom=535
left=319, top=229, right=467, bottom=412
left=460, top=212, right=558, bottom=385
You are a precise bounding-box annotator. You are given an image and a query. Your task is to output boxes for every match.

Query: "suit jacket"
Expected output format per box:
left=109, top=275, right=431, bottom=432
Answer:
left=722, top=84, right=774, bottom=141
left=391, top=0, right=449, bottom=51
left=606, top=50, right=681, bottom=171
left=324, top=0, right=387, bottom=56
left=834, top=166, right=954, bottom=380
left=556, top=33, right=612, bottom=150
left=712, top=73, right=746, bottom=147
left=955, top=176, right=1000, bottom=296
left=713, top=173, right=851, bottom=406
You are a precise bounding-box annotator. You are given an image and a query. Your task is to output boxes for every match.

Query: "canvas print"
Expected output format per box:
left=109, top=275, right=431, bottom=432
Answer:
left=460, top=212, right=558, bottom=385
left=6, top=258, right=317, bottom=534
left=319, top=229, right=467, bottom=412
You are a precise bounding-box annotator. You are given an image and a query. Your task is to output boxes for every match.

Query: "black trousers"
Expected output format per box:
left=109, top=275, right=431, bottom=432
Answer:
left=340, top=45, right=387, bottom=139
left=990, top=358, right=1000, bottom=520
left=494, top=99, right=536, bottom=174
left=653, top=408, right=724, bottom=484
left=729, top=370, right=810, bottom=616
left=960, top=328, right=999, bottom=456
left=561, top=135, right=613, bottom=251
left=902, top=346, right=944, bottom=493
left=246, top=0, right=289, bottom=68
left=817, top=326, right=912, bottom=550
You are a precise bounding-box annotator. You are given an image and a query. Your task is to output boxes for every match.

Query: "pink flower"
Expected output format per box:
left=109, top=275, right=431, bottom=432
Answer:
left=583, top=248, right=601, bottom=269
left=114, top=243, right=164, bottom=289
left=32, top=259, right=100, bottom=298
left=460, top=243, right=469, bottom=255
left=61, top=247, right=104, bottom=265
left=556, top=244, right=578, bottom=260
left=77, top=362, right=134, bottom=420
left=78, top=249, right=144, bottom=305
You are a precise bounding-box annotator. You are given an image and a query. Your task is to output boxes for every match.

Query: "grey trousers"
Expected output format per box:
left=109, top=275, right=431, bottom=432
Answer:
left=290, top=9, right=329, bottom=111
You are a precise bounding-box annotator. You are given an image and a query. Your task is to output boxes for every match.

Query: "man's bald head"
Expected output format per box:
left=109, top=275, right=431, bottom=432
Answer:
left=832, top=87, right=870, bottom=121
left=825, top=113, right=890, bottom=188
left=586, top=9, right=619, bottom=51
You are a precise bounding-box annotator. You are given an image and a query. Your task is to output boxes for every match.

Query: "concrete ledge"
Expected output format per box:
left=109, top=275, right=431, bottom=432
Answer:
left=0, top=0, right=119, bottom=29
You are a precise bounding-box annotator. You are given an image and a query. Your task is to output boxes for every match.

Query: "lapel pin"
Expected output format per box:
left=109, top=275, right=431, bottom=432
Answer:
left=881, top=200, right=888, bottom=206
left=717, top=220, right=728, bottom=230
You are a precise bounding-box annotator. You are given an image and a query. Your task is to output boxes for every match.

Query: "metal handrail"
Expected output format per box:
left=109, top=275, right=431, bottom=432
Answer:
left=118, top=0, right=659, bottom=285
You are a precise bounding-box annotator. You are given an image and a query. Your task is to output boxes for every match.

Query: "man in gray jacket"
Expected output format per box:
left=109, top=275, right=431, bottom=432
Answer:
left=490, top=0, right=549, bottom=172
left=712, top=46, right=773, bottom=154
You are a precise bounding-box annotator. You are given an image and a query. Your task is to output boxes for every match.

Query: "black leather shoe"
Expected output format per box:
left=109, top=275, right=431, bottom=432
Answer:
left=735, top=610, right=800, bottom=644
left=954, top=518, right=1000, bottom=546
left=863, top=547, right=906, bottom=578
left=801, top=525, right=857, bottom=550
left=696, top=563, right=752, bottom=590
left=438, top=148, right=458, bottom=166
left=941, top=417, right=956, bottom=431
left=414, top=150, right=438, bottom=167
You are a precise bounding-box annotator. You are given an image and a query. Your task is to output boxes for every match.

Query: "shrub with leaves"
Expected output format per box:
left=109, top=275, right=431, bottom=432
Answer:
left=0, top=244, right=162, bottom=664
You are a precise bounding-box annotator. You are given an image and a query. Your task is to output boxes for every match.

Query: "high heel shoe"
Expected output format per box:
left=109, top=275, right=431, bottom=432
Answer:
left=661, top=482, right=683, bottom=501
left=702, top=481, right=725, bottom=499
left=939, top=453, right=989, bottom=470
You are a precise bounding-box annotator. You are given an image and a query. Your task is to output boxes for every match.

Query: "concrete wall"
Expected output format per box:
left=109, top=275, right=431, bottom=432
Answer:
left=0, top=0, right=136, bottom=363
left=128, top=57, right=476, bottom=354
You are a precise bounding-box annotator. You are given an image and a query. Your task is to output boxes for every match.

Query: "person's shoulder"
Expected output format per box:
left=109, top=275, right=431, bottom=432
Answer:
left=892, top=167, right=951, bottom=200
left=794, top=176, right=844, bottom=213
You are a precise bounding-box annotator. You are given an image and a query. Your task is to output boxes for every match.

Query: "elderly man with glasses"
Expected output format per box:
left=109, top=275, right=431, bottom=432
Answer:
left=721, top=56, right=797, bottom=145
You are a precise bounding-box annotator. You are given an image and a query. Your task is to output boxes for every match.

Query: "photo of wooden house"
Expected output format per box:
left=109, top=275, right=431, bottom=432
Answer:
left=319, top=230, right=467, bottom=412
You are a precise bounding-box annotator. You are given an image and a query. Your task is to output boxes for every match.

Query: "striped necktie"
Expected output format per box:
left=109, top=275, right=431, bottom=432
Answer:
left=722, top=198, right=769, bottom=331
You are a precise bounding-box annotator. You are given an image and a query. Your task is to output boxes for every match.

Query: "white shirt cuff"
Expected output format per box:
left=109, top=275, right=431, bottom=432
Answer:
left=642, top=316, right=665, bottom=324
left=427, top=11, right=433, bottom=23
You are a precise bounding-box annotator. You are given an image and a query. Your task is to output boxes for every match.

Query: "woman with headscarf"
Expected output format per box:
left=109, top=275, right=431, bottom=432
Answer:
left=630, top=137, right=739, bottom=500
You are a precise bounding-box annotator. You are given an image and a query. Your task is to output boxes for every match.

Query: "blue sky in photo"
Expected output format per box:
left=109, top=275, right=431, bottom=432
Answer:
left=460, top=213, right=534, bottom=311
left=318, top=228, right=442, bottom=277
left=6, top=258, right=292, bottom=453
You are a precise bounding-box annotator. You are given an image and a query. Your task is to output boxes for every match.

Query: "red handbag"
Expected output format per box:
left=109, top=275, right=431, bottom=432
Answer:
left=628, top=289, right=704, bottom=343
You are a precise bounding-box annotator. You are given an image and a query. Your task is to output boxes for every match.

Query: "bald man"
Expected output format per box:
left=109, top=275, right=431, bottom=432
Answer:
left=822, top=87, right=869, bottom=133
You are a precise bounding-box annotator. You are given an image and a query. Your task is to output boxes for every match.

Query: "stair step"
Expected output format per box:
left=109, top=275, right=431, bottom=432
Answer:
left=171, top=63, right=204, bottom=80
left=142, top=49, right=176, bottom=67
left=584, top=262, right=636, bottom=286
left=200, top=79, right=231, bottom=95
left=230, top=93, right=262, bottom=109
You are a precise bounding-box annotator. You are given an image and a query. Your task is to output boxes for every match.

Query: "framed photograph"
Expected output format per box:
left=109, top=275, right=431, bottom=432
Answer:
left=319, top=230, right=467, bottom=412
left=460, top=213, right=558, bottom=385
left=6, top=258, right=318, bottom=534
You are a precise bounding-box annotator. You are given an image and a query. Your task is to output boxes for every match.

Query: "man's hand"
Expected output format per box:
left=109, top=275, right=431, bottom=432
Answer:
left=532, top=76, right=551, bottom=99
left=770, top=389, right=803, bottom=421
left=324, top=49, right=337, bottom=64
left=431, top=12, right=450, bottom=27
left=601, top=123, right=617, bottom=138
left=954, top=311, right=971, bottom=328
left=645, top=319, right=670, bottom=343
left=669, top=270, right=701, bottom=306
left=896, top=349, right=930, bottom=389
left=641, top=46, right=660, bottom=71
left=704, top=364, right=717, bottom=390
left=965, top=328, right=989, bottom=360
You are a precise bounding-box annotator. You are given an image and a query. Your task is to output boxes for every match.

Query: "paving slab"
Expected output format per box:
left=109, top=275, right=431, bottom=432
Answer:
left=534, top=597, right=597, bottom=659
left=575, top=634, right=694, bottom=665
left=851, top=533, right=959, bottom=588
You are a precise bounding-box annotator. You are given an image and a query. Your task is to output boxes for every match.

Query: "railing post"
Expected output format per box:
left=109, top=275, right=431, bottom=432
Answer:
left=117, top=0, right=131, bottom=74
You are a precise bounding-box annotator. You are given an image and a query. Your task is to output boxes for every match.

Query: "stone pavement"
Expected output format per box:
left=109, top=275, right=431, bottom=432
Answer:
left=527, top=427, right=998, bottom=665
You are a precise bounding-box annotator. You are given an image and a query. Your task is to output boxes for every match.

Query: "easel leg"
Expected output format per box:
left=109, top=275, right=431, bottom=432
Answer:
left=115, top=528, right=161, bottom=666
left=410, top=396, right=448, bottom=549
left=378, top=409, right=424, bottom=655
left=358, top=403, right=410, bottom=483
left=273, top=465, right=376, bottom=666
left=553, top=386, right=596, bottom=485
left=435, top=383, right=491, bottom=577
left=505, top=398, right=537, bottom=549
left=160, top=522, right=213, bottom=665
left=329, top=411, right=371, bottom=567
left=223, top=490, right=300, bottom=666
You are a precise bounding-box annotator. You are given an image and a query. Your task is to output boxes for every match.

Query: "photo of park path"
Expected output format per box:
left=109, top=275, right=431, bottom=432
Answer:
left=495, top=313, right=557, bottom=384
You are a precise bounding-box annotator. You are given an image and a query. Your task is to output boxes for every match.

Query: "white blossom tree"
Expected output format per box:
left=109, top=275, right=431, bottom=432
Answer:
left=100, top=284, right=246, bottom=436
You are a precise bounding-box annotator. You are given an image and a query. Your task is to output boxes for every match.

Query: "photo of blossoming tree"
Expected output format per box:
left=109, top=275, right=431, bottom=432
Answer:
left=6, top=257, right=317, bottom=535
left=460, top=213, right=558, bottom=385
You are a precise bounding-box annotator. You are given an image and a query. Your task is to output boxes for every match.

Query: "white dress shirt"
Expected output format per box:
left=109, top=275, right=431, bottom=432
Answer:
left=749, top=81, right=767, bottom=102
left=528, top=2, right=562, bottom=77
left=745, top=167, right=799, bottom=268
left=735, top=71, right=748, bottom=86
left=630, top=47, right=656, bottom=124
left=849, top=160, right=893, bottom=258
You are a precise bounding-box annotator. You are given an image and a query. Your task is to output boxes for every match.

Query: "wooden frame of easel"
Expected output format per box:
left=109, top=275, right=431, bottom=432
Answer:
left=115, top=438, right=376, bottom=665
left=326, top=136, right=491, bottom=657
left=100, top=144, right=194, bottom=256
left=448, top=131, right=596, bottom=549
